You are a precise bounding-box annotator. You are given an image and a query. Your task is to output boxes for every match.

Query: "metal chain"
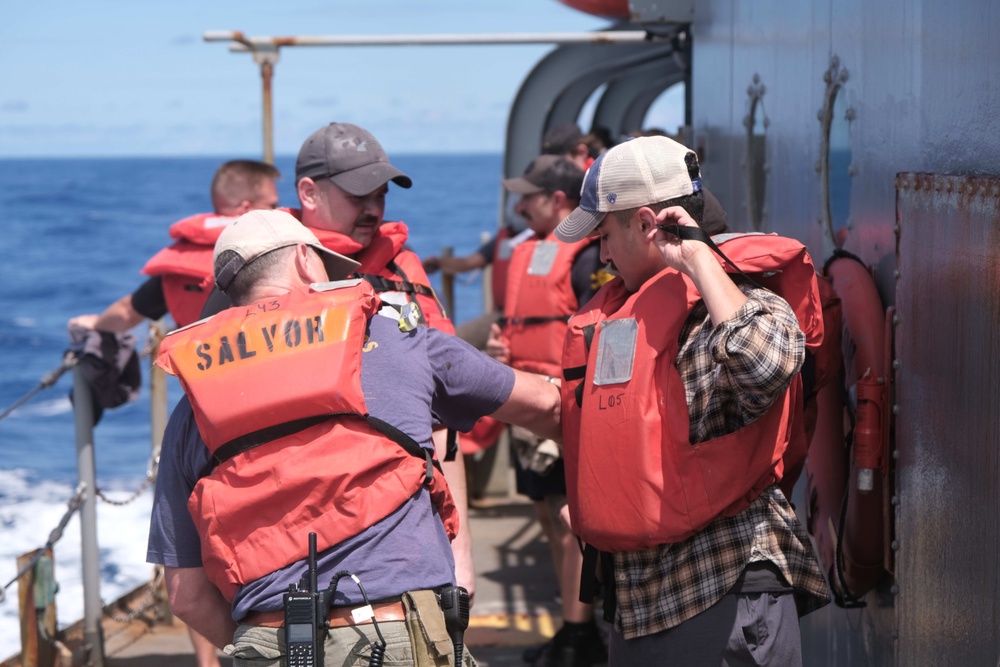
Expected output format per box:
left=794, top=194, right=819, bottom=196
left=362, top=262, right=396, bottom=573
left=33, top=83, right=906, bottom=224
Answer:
left=2, top=480, right=165, bottom=625
left=0, top=483, right=86, bottom=603
left=1, top=324, right=170, bottom=630
left=101, top=576, right=164, bottom=624
left=141, top=317, right=170, bottom=359
left=95, top=476, right=153, bottom=507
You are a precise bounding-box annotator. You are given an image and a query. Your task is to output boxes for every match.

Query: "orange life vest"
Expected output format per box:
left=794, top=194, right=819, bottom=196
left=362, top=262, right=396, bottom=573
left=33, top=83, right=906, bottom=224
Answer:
left=561, top=233, right=822, bottom=552
left=490, top=227, right=516, bottom=311
left=283, top=208, right=455, bottom=334
left=503, top=237, right=596, bottom=376
left=155, top=280, right=457, bottom=601
left=141, top=212, right=235, bottom=327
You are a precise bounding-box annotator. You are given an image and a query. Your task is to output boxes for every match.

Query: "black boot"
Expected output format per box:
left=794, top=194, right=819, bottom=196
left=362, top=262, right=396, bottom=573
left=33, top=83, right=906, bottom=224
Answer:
left=531, top=622, right=608, bottom=667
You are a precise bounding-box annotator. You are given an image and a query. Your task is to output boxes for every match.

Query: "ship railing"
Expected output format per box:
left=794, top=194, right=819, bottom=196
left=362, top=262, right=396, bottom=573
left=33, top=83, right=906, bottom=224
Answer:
left=2, top=320, right=173, bottom=667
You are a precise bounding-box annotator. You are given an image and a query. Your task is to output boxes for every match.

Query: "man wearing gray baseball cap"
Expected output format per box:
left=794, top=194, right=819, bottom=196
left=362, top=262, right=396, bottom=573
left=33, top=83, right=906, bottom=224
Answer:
left=198, top=122, right=449, bottom=335
left=290, top=122, right=452, bottom=327
left=197, top=123, right=472, bottom=599
left=553, top=136, right=830, bottom=666
left=293, top=122, right=483, bottom=599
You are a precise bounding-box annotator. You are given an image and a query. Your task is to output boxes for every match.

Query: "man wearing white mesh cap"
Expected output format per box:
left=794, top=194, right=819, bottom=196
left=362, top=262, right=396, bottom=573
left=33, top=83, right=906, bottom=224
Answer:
left=553, top=136, right=830, bottom=665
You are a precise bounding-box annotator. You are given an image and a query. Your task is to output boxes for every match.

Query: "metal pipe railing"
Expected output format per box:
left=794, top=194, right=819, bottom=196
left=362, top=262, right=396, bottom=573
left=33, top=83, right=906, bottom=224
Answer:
left=72, top=368, right=105, bottom=667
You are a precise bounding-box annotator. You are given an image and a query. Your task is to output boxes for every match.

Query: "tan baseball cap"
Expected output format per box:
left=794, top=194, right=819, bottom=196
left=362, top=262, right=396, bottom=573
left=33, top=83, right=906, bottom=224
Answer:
left=213, top=209, right=360, bottom=291
left=554, top=136, right=702, bottom=243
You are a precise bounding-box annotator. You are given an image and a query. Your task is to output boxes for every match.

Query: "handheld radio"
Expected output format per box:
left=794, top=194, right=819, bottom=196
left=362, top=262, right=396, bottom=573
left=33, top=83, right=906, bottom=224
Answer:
left=283, top=533, right=329, bottom=667
left=439, top=585, right=470, bottom=667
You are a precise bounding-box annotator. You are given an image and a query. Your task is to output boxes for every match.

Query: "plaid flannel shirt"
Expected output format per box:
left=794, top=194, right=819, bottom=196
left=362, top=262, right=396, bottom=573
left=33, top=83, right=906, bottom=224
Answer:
left=609, top=285, right=831, bottom=640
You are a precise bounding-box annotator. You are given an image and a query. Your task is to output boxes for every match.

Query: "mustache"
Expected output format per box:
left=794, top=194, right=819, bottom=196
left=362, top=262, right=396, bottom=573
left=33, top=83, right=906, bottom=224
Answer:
left=356, top=215, right=380, bottom=226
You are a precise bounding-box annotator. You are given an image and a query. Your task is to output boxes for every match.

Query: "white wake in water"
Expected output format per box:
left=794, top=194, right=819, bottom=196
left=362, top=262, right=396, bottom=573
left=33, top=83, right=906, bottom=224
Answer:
left=0, top=469, right=154, bottom=660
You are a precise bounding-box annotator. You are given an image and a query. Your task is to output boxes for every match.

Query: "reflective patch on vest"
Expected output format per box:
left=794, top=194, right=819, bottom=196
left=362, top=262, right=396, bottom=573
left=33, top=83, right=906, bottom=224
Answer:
left=312, top=278, right=364, bottom=292
left=498, top=238, right=515, bottom=260
left=203, top=215, right=236, bottom=229
left=527, top=242, right=559, bottom=276
left=593, top=319, right=637, bottom=386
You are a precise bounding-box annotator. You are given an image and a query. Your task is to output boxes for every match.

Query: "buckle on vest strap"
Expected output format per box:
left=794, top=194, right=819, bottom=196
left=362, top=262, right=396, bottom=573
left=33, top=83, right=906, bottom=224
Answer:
left=423, top=448, right=434, bottom=485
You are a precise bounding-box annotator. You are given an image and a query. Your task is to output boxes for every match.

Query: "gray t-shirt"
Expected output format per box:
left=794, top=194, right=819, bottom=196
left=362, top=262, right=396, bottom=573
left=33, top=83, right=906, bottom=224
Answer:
left=147, top=309, right=515, bottom=620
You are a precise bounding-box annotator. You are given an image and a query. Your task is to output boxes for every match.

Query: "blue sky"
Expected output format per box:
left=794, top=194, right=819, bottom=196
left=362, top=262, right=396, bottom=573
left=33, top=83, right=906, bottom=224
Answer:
left=0, top=0, right=683, bottom=158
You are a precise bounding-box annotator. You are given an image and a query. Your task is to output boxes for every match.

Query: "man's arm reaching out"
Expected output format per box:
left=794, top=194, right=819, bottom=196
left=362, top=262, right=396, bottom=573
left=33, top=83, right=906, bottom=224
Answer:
left=491, top=370, right=561, bottom=442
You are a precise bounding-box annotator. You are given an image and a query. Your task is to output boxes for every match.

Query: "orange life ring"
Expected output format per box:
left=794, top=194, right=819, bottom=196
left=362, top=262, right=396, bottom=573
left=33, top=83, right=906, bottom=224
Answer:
left=805, top=250, right=893, bottom=606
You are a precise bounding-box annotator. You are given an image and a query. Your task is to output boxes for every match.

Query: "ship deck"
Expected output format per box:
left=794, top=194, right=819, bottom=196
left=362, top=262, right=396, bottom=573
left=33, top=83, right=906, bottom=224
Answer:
left=8, top=489, right=596, bottom=667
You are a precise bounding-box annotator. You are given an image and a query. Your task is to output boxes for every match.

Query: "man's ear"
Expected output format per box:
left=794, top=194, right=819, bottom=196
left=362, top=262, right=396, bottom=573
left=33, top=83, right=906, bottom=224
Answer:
left=293, top=243, right=311, bottom=275
left=232, top=199, right=254, bottom=216
left=297, top=178, right=318, bottom=210
left=636, top=207, right=659, bottom=237
left=293, top=243, right=325, bottom=283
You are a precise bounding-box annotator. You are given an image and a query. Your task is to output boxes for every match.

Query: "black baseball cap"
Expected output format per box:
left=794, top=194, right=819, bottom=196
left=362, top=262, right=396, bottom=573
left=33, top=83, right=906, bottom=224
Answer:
left=502, top=155, right=584, bottom=198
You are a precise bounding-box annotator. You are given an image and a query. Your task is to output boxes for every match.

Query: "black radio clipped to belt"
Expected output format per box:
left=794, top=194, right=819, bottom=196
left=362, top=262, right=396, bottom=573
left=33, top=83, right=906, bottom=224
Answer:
left=282, top=532, right=391, bottom=667
left=438, top=585, right=470, bottom=666
left=283, top=533, right=329, bottom=667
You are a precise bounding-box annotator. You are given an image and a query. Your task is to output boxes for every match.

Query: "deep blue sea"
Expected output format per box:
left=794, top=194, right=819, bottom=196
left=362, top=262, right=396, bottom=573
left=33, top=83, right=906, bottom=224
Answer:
left=0, top=154, right=503, bottom=657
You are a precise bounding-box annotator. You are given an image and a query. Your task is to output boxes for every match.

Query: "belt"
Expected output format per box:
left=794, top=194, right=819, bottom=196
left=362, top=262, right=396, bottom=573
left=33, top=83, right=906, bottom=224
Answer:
left=245, top=599, right=407, bottom=629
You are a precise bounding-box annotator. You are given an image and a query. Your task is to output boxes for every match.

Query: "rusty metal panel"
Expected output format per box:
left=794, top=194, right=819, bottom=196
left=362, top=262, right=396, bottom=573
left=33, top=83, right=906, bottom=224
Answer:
left=894, top=173, right=1000, bottom=666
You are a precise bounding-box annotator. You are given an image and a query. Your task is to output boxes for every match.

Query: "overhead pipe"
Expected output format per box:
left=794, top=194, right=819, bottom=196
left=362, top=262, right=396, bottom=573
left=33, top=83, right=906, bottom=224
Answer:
left=203, top=29, right=659, bottom=163
left=204, top=29, right=652, bottom=48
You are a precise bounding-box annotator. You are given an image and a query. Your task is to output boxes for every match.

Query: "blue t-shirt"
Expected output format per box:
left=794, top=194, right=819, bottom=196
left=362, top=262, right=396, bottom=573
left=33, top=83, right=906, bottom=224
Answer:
left=146, top=309, right=515, bottom=621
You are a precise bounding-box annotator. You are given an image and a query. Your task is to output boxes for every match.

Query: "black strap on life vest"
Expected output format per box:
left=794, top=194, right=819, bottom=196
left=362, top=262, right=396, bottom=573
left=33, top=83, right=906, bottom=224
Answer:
left=562, top=323, right=597, bottom=408
left=497, top=315, right=572, bottom=328
left=358, top=273, right=438, bottom=299
left=579, top=543, right=601, bottom=604
left=568, top=319, right=610, bottom=611
left=206, top=411, right=441, bottom=485
left=657, top=224, right=767, bottom=291
left=444, top=427, right=458, bottom=462
left=390, top=260, right=451, bottom=321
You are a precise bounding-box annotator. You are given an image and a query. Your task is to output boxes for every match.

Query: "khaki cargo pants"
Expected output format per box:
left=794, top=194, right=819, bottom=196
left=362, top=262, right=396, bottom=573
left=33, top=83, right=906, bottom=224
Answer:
left=226, top=590, right=477, bottom=667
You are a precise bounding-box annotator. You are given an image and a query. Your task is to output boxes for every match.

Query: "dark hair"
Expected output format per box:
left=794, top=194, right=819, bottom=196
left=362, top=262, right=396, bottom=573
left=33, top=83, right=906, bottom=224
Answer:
left=542, top=158, right=584, bottom=205
left=585, top=126, right=614, bottom=158
left=541, top=122, right=584, bottom=156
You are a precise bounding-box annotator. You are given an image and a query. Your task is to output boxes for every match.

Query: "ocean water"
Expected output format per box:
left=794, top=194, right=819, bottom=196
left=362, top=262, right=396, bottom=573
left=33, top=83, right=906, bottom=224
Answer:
left=0, top=154, right=503, bottom=658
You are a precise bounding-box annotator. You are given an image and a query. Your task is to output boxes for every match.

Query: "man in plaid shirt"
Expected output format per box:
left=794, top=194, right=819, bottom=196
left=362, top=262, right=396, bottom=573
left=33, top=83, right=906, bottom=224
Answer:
left=553, top=136, right=830, bottom=665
